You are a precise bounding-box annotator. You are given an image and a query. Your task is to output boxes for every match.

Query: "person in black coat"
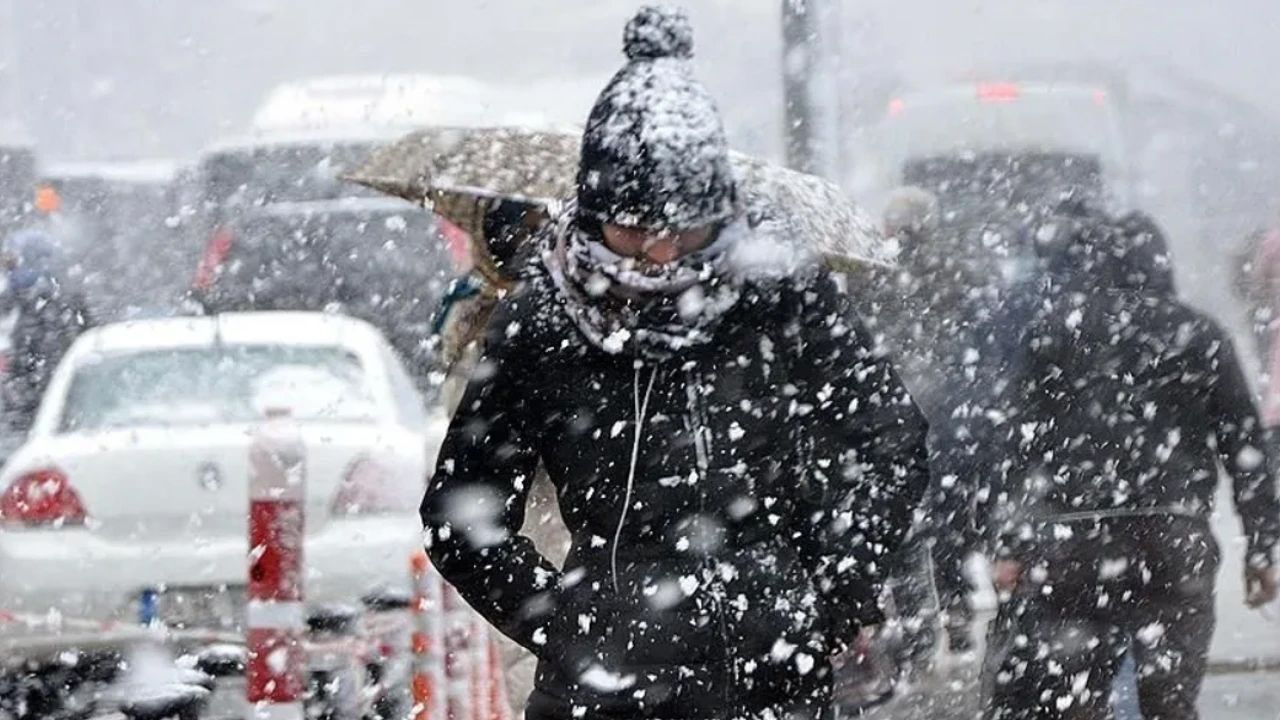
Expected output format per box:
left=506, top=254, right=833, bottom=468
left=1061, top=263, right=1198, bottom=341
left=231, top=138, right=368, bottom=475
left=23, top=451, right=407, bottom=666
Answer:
left=420, top=7, right=931, bottom=720
left=1, top=230, right=92, bottom=434
left=979, top=210, right=1280, bottom=720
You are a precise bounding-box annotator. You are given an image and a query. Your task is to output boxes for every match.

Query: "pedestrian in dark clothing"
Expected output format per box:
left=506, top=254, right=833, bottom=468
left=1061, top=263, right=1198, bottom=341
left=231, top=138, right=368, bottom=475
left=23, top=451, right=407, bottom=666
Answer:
left=420, top=7, right=931, bottom=720
left=979, top=211, right=1280, bottom=720
left=1, top=230, right=92, bottom=434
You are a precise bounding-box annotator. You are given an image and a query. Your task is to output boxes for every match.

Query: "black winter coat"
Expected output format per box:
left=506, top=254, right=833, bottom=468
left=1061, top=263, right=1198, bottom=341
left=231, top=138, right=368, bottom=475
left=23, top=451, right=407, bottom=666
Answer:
left=421, top=267, right=930, bottom=720
left=3, top=281, right=92, bottom=433
left=985, top=219, right=1280, bottom=568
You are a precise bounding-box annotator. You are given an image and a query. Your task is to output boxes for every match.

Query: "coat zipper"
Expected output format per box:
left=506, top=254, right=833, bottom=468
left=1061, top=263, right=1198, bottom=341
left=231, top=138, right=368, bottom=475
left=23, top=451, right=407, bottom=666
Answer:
left=683, top=365, right=736, bottom=712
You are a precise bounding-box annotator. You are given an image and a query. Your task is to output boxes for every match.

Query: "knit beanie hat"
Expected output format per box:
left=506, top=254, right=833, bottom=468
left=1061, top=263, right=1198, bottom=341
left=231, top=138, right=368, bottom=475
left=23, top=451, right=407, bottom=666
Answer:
left=576, top=5, right=737, bottom=231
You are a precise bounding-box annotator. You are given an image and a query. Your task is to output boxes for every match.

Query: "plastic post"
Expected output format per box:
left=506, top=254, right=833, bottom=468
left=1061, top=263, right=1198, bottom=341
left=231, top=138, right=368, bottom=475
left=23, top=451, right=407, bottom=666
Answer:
left=246, top=412, right=306, bottom=720
left=443, top=586, right=472, bottom=720
left=411, top=550, right=445, bottom=720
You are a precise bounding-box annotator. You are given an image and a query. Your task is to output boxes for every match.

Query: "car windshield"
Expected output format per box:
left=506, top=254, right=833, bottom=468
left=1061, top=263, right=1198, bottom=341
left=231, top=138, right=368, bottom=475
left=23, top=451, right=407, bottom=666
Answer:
left=58, top=345, right=379, bottom=432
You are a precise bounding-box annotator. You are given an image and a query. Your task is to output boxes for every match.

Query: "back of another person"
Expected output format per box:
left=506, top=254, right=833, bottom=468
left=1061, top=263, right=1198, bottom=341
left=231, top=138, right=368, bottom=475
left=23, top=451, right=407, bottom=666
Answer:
left=1007, top=214, right=1261, bottom=524
left=2, top=231, right=93, bottom=433
left=982, top=210, right=1279, bottom=720
left=1021, top=287, right=1230, bottom=514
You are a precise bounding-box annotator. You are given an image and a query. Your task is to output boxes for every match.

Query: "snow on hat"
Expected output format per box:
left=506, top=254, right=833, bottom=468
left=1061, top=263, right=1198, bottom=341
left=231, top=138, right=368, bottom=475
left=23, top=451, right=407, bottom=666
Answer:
left=576, top=5, right=737, bottom=231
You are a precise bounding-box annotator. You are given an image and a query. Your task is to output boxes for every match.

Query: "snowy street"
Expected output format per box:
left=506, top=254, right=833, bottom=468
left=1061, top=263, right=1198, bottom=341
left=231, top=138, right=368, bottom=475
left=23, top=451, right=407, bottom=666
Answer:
left=863, top=659, right=1280, bottom=720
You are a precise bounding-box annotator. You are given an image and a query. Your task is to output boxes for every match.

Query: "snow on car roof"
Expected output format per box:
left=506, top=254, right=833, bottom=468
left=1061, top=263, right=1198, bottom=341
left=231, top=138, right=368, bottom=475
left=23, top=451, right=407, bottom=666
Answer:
left=236, top=73, right=602, bottom=152
left=250, top=73, right=598, bottom=135
left=42, top=158, right=179, bottom=185
left=203, top=127, right=412, bottom=155
left=203, top=73, right=605, bottom=161
left=74, top=312, right=384, bottom=358
left=252, top=73, right=503, bottom=133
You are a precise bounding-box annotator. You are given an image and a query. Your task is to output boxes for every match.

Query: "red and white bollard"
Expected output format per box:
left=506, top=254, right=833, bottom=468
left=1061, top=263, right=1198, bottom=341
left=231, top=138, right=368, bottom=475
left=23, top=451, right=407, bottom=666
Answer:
left=443, top=586, right=473, bottom=720
left=469, top=617, right=489, bottom=720
left=487, top=635, right=511, bottom=720
left=247, top=409, right=307, bottom=720
left=411, top=550, right=446, bottom=720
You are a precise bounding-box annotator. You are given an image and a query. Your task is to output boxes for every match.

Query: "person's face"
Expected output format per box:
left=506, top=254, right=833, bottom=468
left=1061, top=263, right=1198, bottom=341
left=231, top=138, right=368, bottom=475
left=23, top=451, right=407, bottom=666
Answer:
left=601, top=223, right=714, bottom=266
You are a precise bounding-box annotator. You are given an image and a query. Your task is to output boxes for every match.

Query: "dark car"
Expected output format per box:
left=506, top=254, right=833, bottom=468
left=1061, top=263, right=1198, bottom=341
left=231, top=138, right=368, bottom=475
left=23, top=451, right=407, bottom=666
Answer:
left=191, top=197, right=453, bottom=389
left=864, top=81, right=1131, bottom=292
left=184, top=134, right=392, bottom=243
left=186, top=134, right=457, bottom=387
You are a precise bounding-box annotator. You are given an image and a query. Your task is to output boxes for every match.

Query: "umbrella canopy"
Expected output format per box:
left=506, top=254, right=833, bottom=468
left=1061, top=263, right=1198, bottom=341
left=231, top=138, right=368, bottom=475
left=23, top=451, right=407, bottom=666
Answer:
left=347, top=126, right=577, bottom=287
left=348, top=126, right=575, bottom=214
left=729, top=153, right=894, bottom=272
left=344, top=126, right=894, bottom=279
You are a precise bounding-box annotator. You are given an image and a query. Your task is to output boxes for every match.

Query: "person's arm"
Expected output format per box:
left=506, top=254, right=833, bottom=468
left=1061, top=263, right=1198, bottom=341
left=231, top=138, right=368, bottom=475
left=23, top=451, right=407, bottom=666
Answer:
left=792, top=273, right=932, bottom=643
left=420, top=292, right=562, bottom=654
left=1208, top=331, right=1280, bottom=572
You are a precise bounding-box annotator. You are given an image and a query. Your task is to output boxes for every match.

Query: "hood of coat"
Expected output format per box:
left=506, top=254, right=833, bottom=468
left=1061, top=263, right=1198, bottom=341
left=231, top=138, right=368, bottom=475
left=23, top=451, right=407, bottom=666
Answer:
left=1048, top=209, right=1176, bottom=296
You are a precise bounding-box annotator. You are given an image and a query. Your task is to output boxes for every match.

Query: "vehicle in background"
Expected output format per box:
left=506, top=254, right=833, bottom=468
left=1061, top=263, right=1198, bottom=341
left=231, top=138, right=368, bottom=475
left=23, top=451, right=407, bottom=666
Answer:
left=184, top=74, right=603, bottom=391
left=38, top=160, right=186, bottom=321
left=185, top=131, right=394, bottom=243
left=183, top=133, right=454, bottom=385
left=851, top=81, right=1131, bottom=290
left=192, top=196, right=452, bottom=391
left=0, top=312, right=448, bottom=626
left=250, top=73, right=597, bottom=136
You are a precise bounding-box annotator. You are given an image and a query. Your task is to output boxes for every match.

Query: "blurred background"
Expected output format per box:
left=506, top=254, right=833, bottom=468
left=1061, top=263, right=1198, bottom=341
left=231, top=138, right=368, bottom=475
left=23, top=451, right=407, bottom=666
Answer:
left=0, top=6, right=1278, bottom=715
left=5, top=1, right=1280, bottom=327
left=5, top=1, right=1280, bottom=163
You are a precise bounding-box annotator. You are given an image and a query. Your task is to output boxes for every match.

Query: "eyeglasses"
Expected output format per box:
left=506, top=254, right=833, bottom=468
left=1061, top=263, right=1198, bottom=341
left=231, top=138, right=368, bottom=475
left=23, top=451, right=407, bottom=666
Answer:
left=600, top=224, right=715, bottom=264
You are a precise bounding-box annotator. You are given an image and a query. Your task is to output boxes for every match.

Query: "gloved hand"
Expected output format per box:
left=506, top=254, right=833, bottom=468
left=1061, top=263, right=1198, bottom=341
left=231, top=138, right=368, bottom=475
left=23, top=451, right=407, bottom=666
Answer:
left=1246, top=564, right=1278, bottom=608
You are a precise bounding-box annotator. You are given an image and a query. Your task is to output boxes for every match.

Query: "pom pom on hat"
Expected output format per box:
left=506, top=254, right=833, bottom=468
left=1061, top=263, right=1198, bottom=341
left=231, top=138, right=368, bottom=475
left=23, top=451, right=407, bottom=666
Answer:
left=623, top=5, right=694, bottom=60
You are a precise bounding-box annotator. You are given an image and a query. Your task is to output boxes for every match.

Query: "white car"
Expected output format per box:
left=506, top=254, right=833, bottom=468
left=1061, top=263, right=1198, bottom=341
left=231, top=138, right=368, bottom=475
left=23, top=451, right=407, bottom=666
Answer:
left=0, top=312, right=448, bottom=628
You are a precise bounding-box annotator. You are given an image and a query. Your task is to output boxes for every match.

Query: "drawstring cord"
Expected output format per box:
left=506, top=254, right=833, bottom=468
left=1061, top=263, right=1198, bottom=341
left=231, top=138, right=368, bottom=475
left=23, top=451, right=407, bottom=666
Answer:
left=612, top=364, right=658, bottom=593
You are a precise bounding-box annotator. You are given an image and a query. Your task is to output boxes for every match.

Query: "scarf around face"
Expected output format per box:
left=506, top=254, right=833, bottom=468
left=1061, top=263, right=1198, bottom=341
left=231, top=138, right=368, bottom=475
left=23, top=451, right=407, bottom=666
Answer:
left=544, top=204, right=745, bottom=360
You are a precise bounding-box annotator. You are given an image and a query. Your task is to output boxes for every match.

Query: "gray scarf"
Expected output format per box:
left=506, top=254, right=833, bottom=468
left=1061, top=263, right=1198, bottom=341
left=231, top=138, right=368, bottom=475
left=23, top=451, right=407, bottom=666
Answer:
left=544, top=205, right=745, bottom=360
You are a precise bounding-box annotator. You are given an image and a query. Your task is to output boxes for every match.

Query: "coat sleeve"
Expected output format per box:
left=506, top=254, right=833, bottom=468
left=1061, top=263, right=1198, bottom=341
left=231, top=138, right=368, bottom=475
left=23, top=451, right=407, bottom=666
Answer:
left=420, top=292, right=563, bottom=654
left=1208, top=330, right=1280, bottom=569
left=791, top=273, right=932, bottom=641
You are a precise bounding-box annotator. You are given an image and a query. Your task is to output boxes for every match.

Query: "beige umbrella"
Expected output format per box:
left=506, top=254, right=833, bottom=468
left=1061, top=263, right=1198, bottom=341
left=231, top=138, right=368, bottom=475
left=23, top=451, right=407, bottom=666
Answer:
left=728, top=153, right=894, bottom=272
left=344, top=125, right=894, bottom=281
left=345, top=126, right=580, bottom=288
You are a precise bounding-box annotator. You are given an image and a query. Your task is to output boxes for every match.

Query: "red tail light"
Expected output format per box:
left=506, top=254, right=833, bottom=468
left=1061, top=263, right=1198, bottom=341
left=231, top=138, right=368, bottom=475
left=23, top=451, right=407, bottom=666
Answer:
left=331, top=457, right=397, bottom=516
left=977, top=82, right=1020, bottom=103
left=0, top=469, right=87, bottom=528
left=192, top=226, right=235, bottom=291
left=886, top=98, right=905, bottom=117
